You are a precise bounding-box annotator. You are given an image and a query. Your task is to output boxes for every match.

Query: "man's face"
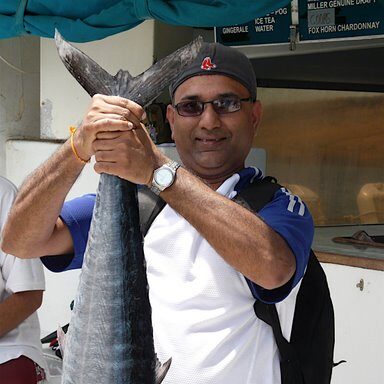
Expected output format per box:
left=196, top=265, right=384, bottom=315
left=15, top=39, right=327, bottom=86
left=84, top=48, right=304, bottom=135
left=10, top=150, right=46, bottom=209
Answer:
left=166, top=75, right=262, bottom=183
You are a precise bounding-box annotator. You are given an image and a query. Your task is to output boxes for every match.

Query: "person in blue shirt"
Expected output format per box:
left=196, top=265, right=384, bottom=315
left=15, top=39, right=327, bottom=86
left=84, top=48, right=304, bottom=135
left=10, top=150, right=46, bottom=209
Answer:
left=2, top=42, right=313, bottom=384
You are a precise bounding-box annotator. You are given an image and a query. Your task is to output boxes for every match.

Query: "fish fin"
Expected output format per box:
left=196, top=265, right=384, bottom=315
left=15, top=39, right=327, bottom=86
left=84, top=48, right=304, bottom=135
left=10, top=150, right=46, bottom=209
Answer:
left=55, top=30, right=203, bottom=106
left=114, top=69, right=136, bottom=97
left=155, top=355, right=172, bottom=384
left=54, top=29, right=119, bottom=97
left=57, top=325, right=67, bottom=357
left=115, top=69, right=134, bottom=84
left=115, top=36, right=204, bottom=104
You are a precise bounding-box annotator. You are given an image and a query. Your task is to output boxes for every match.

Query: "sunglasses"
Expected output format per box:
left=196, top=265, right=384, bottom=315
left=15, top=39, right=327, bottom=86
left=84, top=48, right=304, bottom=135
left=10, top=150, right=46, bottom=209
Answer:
left=173, top=96, right=254, bottom=117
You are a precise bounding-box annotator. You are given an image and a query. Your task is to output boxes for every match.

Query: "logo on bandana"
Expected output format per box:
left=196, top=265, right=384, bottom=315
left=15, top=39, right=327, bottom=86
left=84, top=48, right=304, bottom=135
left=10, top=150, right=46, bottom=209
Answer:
left=201, top=57, right=216, bottom=70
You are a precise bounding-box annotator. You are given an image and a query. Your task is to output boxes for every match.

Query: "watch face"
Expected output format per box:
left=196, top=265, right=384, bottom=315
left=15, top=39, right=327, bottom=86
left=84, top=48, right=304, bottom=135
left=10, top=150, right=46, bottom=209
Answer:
left=155, top=168, right=174, bottom=187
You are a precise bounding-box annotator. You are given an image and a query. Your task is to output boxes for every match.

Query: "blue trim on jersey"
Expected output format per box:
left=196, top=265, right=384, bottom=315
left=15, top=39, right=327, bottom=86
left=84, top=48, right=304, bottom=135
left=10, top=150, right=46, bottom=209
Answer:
left=43, top=168, right=313, bottom=304
left=248, top=188, right=313, bottom=303
left=234, top=167, right=263, bottom=193
left=232, top=168, right=313, bottom=303
left=41, top=194, right=95, bottom=271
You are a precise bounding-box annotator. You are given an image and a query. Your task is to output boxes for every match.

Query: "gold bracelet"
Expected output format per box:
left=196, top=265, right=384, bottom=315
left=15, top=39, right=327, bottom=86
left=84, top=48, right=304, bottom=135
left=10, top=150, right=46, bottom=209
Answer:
left=69, top=126, right=90, bottom=164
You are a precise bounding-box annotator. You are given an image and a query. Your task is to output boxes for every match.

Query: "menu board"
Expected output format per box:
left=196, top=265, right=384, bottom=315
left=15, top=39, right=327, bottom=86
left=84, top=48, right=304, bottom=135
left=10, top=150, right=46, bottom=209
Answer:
left=215, top=4, right=291, bottom=46
left=299, top=0, right=384, bottom=40
left=215, top=0, right=384, bottom=47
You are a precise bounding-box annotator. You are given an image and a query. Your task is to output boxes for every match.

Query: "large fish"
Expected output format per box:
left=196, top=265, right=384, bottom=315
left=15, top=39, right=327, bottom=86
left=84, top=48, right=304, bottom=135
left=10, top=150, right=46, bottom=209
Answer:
left=54, top=30, right=202, bottom=384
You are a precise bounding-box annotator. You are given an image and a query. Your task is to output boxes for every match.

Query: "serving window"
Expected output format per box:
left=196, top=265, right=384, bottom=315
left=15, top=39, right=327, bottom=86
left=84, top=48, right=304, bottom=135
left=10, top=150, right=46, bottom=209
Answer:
left=256, top=88, right=384, bottom=227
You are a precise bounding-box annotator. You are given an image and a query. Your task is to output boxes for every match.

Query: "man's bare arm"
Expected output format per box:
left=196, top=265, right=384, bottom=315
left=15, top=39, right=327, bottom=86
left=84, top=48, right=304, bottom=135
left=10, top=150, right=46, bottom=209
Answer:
left=0, top=290, right=43, bottom=338
left=1, top=94, right=137, bottom=258
left=1, top=141, right=83, bottom=257
left=161, top=168, right=296, bottom=290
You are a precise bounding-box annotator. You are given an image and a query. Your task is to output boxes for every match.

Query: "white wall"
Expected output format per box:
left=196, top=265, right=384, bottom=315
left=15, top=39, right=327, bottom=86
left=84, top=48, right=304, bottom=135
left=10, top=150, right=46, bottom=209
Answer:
left=0, top=36, right=40, bottom=176
left=41, top=21, right=155, bottom=139
left=322, top=263, right=384, bottom=384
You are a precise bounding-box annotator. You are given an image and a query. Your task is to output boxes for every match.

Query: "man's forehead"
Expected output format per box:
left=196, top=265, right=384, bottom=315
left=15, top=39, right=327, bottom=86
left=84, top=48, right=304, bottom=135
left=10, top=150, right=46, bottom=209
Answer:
left=174, top=74, right=249, bottom=101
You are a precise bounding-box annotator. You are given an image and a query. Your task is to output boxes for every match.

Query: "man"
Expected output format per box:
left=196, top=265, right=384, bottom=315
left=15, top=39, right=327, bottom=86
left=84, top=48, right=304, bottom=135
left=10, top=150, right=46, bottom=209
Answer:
left=0, top=176, right=46, bottom=384
left=2, top=43, right=313, bottom=383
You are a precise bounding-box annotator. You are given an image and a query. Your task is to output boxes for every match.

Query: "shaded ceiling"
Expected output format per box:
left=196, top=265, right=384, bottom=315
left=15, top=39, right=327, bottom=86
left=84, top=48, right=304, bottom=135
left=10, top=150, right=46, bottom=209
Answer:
left=252, top=46, right=384, bottom=92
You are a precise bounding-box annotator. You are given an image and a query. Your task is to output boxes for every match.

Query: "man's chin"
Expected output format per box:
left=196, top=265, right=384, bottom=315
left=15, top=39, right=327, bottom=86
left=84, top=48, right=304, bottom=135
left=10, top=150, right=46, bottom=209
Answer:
left=196, top=159, right=227, bottom=172
left=194, top=161, right=240, bottom=179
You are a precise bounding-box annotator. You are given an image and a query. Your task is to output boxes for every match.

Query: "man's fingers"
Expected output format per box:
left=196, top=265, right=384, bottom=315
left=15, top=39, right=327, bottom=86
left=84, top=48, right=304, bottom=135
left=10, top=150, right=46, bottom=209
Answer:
left=91, top=112, right=142, bottom=130
left=94, top=150, right=117, bottom=163
left=89, top=113, right=130, bottom=124
left=94, top=160, right=148, bottom=184
left=97, top=95, right=145, bottom=121
left=93, top=161, right=122, bottom=178
left=95, top=131, right=124, bottom=141
left=93, top=134, right=126, bottom=151
left=87, top=95, right=145, bottom=129
left=93, top=130, right=141, bottom=152
left=91, top=118, right=135, bottom=132
left=95, top=129, right=139, bottom=141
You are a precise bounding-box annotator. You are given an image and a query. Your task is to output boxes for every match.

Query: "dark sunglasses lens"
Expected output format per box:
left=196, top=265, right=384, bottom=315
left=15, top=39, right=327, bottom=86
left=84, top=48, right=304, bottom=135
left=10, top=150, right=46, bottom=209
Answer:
left=213, top=98, right=241, bottom=114
left=177, top=101, right=203, bottom=116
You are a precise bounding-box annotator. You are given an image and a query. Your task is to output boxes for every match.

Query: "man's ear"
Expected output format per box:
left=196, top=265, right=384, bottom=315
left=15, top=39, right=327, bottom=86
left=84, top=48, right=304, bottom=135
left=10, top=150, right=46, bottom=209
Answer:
left=251, top=101, right=263, bottom=135
left=166, top=104, right=175, bottom=140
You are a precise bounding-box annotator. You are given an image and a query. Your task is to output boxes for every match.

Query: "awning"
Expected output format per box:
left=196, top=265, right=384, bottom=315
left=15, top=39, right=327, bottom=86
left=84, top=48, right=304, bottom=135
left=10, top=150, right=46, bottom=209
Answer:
left=0, top=0, right=289, bottom=42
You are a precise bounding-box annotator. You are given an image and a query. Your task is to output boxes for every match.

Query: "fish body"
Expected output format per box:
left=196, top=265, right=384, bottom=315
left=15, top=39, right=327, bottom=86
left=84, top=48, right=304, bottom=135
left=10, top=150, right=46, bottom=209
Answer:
left=55, top=31, right=203, bottom=384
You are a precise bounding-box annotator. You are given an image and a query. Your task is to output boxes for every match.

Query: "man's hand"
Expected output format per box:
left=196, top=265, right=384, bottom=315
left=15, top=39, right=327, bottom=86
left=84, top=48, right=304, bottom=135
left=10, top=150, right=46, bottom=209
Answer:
left=79, top=94, right=169, bottom=185
left=73, top=94, right=144, bottom=162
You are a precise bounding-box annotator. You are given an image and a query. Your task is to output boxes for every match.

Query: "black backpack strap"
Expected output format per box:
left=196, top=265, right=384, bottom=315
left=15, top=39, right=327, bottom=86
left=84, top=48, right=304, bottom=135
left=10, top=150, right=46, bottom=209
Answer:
left=138, top=187, right=166, bottom=236
left=238, top=177, right=305, bottom=384
left=236, top=176, right=280, bottom=212
left=237, top=177, right=335, bottom=384
left=289, top=250, right=335, bottom=383
left=254, top=301, right=305, bottom=384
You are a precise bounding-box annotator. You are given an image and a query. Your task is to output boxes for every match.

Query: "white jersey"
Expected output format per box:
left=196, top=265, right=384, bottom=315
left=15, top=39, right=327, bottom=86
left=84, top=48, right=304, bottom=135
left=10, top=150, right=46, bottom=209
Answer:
left=144, top=174, right=300, bottom=384
left=0, top=176, right=46, bottom=370
left=56, top=167, right=313, bottom=383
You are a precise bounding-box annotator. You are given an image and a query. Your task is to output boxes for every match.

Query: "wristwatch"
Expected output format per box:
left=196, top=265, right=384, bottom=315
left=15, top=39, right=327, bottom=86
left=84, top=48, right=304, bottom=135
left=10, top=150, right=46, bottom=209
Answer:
left=150, top=161, right=180, bottom=195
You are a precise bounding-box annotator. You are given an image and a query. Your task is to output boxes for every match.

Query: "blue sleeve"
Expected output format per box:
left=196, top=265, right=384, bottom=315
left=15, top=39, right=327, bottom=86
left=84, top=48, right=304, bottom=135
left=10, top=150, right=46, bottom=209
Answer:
left=247, top=187, right=314, bottom=304
left=41, top=194, right=95, bottom=272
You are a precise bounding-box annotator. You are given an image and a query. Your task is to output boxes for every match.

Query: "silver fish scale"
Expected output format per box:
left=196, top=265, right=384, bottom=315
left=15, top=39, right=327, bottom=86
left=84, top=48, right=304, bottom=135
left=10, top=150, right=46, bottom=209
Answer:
left=56, top=31, right=203, bottom=384
left=62, top=176, right=154, bottom=383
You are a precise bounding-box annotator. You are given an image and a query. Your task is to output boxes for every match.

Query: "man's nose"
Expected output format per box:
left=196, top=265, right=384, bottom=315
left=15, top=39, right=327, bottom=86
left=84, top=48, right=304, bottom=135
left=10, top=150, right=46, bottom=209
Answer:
left=198, top=103, right=221, bottom=129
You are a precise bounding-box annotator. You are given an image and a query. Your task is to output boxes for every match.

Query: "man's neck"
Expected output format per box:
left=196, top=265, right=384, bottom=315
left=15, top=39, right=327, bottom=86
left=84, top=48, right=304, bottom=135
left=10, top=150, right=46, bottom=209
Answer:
left=198, top=166, right=245, bottom=191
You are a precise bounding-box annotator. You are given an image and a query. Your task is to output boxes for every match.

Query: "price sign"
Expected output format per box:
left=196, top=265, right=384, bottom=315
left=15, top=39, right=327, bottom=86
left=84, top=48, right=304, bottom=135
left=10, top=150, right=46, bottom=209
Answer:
left=299, top=0, right=384, bottom=40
